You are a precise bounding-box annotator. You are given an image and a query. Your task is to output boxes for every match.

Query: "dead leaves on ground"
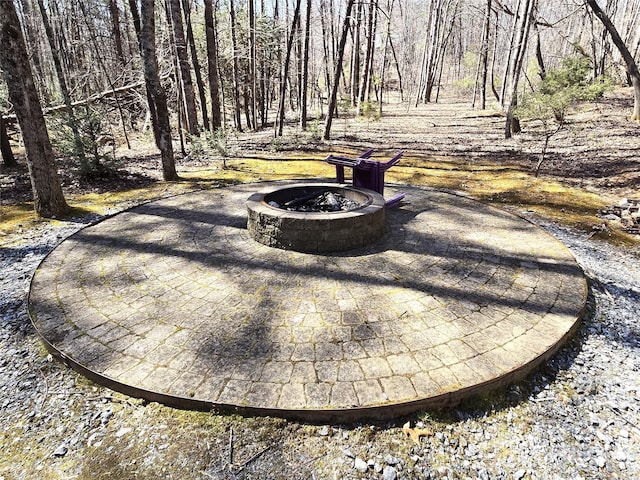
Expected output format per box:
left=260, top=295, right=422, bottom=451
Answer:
left=402, top=421, right=433, bottom=445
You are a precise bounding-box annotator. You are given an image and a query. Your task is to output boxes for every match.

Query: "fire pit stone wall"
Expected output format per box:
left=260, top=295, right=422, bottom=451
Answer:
left=246, top=183, right=386, bottom=253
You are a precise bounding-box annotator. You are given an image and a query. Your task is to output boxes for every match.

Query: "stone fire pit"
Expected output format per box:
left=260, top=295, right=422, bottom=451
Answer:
left=246, top=183, right=386, bottom=253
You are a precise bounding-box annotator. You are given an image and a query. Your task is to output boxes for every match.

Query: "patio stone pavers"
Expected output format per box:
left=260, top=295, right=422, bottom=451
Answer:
left=28, top=182, right=587, bottom=421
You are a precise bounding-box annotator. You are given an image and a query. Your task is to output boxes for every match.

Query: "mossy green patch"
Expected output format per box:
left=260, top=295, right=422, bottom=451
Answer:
left=3, top=150, right=637, bottom=250
left=386, top=153, right=636, bottom=246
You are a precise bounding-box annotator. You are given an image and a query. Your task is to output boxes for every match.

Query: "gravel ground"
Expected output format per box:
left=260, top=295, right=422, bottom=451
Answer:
left=1, top=199, right=639, bottom=480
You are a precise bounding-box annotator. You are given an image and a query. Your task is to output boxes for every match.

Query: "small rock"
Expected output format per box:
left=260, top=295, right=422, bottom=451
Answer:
left=318, top=425, right=330, bottom=436
left=513, top=469, right=526, bottom=480
left=115, top=427, right=132, bottom=438
left=465, top=444, right=477, bottom=457
left=384, top=454, right=400, bottom=465
left=343, top=448, right=354, bottom=459
left=354, top=457, right=368, bottom=473
left=596, top=431, right=612, bottom=444
left=53, top=444, right=68, bottom=457
left=100, top=409, right=113, bottom=425
left=382, top=465, right=398, bottom=480
left=613, top=450, right=627, bottom=462
left=595, top=456, right=606, bottom=468
left=87, top=432, right=101, bottom=446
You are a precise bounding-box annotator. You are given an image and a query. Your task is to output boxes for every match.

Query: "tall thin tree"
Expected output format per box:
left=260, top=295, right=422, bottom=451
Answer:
left=128, top=0, right=161, bottom=145
left=0, top=115, right=17, bottom=167
left=248, top=0, right=258, bottom=130
left=350, top=2, right=363, bottom=106
left=168, top=0, right=199, bottom=135
left=358, top=0, right=378, bottom=115
left=139, top=0, right=179, bottom=180
left=108, top=0, right=126, bottom=65
left=479, top=0, right=493, bottom=109
left=299, top=0, right=312, bottom=129
left=586, top=0, right=640, bottom=121
left=183, top=0, right=210, bottom=131
left=228, top=0, right=243, bottom=131
left=323, top=0, right=356, bottom=140
left=204, top=0, right=222, bottom=130
left=504, top=0, right=536, bottom=138
left=0, top=0, right=69, bottom=217
left=36, top=0, right=87, bottom=168
left=274, top=0, right=303, bottom=137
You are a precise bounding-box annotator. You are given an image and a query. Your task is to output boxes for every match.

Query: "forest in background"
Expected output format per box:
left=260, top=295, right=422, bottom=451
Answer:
left=1, top=0, right=640, bottom=217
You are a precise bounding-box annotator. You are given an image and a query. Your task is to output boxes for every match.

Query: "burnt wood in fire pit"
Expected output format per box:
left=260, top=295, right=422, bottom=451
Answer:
left=274, top=189, right=361, bottom=212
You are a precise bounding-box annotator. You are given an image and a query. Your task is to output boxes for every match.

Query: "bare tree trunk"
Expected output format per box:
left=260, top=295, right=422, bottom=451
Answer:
left=319, top=0, right=332, bottom=98
left=259, top=0, right=268, bottom=127
left=168, top=0, right=199, bottom=135
left=229, top=0, right=243, bottom=132
left=500, top=0, right=522, bottom=106
left=243, top=86, right=252, bottom=129
left=421, top=0, right=458, bottom=104
left=204, top=0, right=222, bottom=130
left=77, top=1, right=132, bottom=149
left=36, top=0, right=87, bottom=167
left=416, top=0, right=459, bottom=106
left=350, top=1, right=363, bottom=106
left=0, top=115, right=17, bottom=167
left=300, top=0, right=312, bottom=129
left=108, top=0, right=126, bottom=65
left=275, top=0, right=303, bottom=137
left=358, top=0, right=378, bottom=115
left=323, top=0, right=356, bottom=140
left=248, top=0, right=258, bottom=130
left=490, top=8, right=500, bottom=101
left=183, top=0, right=210, bottom=131
left=127, top=0, right=161, bottom=145
left=388, top=35, right=403, bottom=101
left=378, top=0, right=395, bottom=117
left=18, top=0, right=51, bottom=104
left=534, top=22, right=546, bottom=80
left=140, top=0, right=179, bottom=180
left=295, top=5, right=303, bottom=111
left=0, top=0, right=69, bottom=217
left=586, top=0, right=640, bottom=121
left=479, top=0, right=492, bottom=109
left=504, top=0, right=535, bottom=138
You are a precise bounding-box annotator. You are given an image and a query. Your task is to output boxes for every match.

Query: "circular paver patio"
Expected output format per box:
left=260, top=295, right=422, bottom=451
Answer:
left=29, top=182, right=587, bottom=422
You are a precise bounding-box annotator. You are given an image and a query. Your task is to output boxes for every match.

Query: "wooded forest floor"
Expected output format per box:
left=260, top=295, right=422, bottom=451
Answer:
left=3, top=87, right=640, bottom=245
left=1, top=89, right=639, bottom=479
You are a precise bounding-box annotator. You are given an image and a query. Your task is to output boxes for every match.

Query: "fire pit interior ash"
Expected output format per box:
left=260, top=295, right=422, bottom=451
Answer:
left=267, top=188, right=363, bottom=212
left=247, top=183, right=386, bottom=253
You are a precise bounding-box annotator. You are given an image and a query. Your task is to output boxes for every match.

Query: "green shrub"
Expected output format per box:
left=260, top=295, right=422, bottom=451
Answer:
left=358, top=100, right=381, bottom=120
left=515, top=55, right=611, bottom=176
left=187, top=129, right=233, bottom=168
left=523, top=56, right=611, bottom=123
left=49, top=106, right=118, bottom=178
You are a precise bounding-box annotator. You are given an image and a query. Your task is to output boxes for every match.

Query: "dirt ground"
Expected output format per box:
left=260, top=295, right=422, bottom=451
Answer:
left=234, top=87, right=640, bottom=199
left=2, top=87, right=639, bottom=208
